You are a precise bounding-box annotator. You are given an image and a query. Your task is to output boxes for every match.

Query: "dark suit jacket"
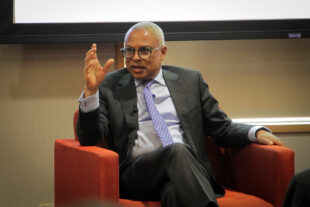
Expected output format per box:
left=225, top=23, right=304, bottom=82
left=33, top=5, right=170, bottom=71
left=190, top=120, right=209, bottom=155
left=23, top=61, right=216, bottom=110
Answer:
left=77, top=65, right=252, bottom=194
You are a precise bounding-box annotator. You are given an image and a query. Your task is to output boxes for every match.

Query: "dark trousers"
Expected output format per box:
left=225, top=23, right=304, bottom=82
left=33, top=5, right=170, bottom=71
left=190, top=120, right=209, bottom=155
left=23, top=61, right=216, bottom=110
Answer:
left=120, top=143, right=219, bottom=207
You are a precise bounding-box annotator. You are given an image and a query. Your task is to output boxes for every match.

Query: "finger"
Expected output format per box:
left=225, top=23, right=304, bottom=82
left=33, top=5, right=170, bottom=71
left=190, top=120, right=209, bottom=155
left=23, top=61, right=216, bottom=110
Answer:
left=257, top=130, right=284, bottom=145
left=93, top=50, right=99, bottom=63
left=258, top=136, right=274, bottom=145
left=92, top=43, right=97, bottom=49
left=84, top=58, right=100, bottom=73
left=273, top=139, right=284, bottom=146
left=85, top=48, right=96, bottom=60
left=100, top=58, right=115, bottom=73
left=84, top=52, right=95, bottom=63
left=84, top=49, right=99, bottom=68
left=84, top=57, right=96, bottom=75
left=96, top=59, right=114, bottom=83
left=90, top=43, right=97, bottom=56
left=262, top=132, right=284, bottom=146
left=85, top=43, right=97, bottom=58
left=268, top=135, right=284, bottom=146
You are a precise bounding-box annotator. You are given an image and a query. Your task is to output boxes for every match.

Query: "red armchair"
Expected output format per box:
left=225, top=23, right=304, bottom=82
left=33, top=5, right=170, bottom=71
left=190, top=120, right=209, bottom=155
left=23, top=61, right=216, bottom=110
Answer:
left=55, top=111, right=294, bottom=207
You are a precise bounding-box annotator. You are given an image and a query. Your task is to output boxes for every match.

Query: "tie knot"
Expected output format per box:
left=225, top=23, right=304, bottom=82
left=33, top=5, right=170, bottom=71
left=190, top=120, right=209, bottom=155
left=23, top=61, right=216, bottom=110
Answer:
left=143, top=79, right=155, bottom=88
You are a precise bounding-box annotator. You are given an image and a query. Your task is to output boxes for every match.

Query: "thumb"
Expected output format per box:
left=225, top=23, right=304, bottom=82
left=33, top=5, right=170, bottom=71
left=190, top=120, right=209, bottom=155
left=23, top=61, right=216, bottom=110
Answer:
left=101, top=58, right=115, bottom=73
left=97, top=58, right=115, bottom=82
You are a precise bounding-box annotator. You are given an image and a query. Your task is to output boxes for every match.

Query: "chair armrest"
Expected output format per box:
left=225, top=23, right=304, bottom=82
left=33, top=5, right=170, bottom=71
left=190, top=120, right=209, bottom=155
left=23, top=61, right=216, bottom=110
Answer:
left=55, top=139, right=119, bottom=206
left=227, top=144, right=294, bottom=207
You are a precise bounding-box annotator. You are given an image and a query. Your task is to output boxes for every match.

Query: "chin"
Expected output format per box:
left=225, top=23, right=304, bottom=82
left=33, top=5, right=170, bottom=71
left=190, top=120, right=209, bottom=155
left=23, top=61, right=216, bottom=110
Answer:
left=130, top=73, right=147, bottom=80
left=134, top=76, right=148, bottom=80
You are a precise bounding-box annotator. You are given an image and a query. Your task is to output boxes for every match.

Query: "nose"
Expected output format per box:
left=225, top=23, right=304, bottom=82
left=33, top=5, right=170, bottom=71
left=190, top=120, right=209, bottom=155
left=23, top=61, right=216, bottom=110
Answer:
left=131, top=50, right=141, bottom=61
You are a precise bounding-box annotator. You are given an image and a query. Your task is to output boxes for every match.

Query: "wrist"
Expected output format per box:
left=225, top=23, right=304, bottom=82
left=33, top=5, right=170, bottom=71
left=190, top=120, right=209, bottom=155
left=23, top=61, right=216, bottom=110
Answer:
left=255, top=127, right=271, bottom=138
left=84, top=87, right=97, bottom=98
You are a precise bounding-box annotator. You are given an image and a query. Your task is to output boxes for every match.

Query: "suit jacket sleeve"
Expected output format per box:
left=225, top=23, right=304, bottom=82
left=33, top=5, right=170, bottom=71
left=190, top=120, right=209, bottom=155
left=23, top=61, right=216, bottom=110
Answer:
left=76, top=88, right=110, bottom=146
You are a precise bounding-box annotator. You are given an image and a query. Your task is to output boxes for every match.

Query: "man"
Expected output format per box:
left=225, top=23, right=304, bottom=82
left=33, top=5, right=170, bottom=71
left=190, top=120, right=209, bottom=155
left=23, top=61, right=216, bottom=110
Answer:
left=77, top=22, right=283, bottom=207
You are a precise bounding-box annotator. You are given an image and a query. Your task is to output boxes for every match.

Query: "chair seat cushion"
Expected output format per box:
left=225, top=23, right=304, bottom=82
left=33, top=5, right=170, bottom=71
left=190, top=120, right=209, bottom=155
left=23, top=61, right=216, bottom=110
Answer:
left=217, top=189, right=273, bottom=207
left=119, top=189, right=273, bottom=207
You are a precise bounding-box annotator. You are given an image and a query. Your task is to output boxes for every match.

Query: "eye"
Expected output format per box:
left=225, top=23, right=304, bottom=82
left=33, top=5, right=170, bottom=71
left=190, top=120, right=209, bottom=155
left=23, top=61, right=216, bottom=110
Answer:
left=139, top=47, right=151, bottom=55
left=126, top=47, right=135, bottom=52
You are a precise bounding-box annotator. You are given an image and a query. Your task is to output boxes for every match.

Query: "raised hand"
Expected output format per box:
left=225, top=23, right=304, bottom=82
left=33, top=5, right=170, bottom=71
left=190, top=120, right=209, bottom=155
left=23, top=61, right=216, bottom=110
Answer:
left=83, top=43, right=115, bottom=97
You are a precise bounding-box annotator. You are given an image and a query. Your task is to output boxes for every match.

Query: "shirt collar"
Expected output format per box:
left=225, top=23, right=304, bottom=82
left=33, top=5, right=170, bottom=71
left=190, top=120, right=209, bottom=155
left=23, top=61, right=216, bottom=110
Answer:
left=134, top=68, right=165, bottom=87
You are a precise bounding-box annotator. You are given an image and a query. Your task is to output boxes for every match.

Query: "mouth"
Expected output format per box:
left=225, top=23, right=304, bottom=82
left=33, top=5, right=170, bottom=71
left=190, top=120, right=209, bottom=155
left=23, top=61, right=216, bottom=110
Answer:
left=130, top=65, right=146, bottom=72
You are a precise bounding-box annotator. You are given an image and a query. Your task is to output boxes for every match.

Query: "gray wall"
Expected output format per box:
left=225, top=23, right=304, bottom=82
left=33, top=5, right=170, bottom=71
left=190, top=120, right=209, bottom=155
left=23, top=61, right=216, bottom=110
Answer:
left=0, top=39, right=309, bottom=207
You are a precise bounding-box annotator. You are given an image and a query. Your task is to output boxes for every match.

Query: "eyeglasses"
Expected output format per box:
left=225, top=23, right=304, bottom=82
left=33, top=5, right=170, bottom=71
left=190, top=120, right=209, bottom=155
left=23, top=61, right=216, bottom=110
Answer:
left=120, top=47, right=161, bottom=59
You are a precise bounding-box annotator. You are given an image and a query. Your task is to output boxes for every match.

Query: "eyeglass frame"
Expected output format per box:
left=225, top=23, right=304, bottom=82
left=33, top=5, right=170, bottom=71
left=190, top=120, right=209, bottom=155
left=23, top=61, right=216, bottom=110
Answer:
left=120, top=46, right=161, bottom=59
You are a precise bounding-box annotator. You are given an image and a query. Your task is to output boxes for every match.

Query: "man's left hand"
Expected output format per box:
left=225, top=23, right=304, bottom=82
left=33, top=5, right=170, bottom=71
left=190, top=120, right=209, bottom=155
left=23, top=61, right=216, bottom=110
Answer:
left=256, top=130, right=284, bottom=146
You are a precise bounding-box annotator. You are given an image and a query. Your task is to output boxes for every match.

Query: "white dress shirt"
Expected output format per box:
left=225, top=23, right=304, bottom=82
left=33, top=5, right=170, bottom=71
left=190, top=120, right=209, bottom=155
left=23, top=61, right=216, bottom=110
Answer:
left=132, top=70, right=184, bottom=157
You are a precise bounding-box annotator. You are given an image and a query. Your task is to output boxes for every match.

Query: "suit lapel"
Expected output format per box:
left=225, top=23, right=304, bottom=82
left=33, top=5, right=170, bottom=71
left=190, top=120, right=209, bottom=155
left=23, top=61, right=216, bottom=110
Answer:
left=115, top=73, right=138, bottom=131
left=163, top=69, right=188, bottom=121
left=163, top=69, right=196, bottom=151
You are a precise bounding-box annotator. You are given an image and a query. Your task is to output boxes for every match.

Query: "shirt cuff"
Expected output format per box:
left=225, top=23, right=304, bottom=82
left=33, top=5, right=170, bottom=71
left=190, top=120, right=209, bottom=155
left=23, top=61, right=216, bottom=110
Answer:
left=78, top=90, right=100, bottom=113
left=248, top=125, right=272, bottom=142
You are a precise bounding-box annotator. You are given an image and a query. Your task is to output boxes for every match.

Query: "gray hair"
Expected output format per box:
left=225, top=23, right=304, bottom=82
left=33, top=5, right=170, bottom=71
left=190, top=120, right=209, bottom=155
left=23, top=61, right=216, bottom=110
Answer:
left=125, top=22, right=165, bottom=46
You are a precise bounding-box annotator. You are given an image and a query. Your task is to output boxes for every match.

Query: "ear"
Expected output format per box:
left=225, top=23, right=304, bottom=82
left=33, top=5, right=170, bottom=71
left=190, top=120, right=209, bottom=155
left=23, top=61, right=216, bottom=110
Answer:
left=160, top=46, right=168, bottom=61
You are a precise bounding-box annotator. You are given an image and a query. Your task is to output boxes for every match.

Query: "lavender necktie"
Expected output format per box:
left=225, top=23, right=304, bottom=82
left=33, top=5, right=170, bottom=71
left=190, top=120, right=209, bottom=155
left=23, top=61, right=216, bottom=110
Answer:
left=143, top=80, right=174, bottom=147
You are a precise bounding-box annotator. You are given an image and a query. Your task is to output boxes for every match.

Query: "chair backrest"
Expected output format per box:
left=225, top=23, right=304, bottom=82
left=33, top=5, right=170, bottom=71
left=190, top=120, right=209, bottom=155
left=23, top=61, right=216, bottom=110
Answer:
left=73, top=109, right=228, bottom=186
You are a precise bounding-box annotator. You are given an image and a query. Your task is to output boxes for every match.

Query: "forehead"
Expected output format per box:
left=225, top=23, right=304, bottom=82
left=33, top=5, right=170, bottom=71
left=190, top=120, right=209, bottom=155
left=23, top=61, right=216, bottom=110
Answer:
left=125, top=29, right=159, bottom=47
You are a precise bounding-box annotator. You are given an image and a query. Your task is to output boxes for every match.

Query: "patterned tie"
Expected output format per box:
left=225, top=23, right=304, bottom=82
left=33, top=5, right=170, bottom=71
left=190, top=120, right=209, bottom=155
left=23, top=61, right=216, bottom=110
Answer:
left=143, top=80, right=174, bottom=146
